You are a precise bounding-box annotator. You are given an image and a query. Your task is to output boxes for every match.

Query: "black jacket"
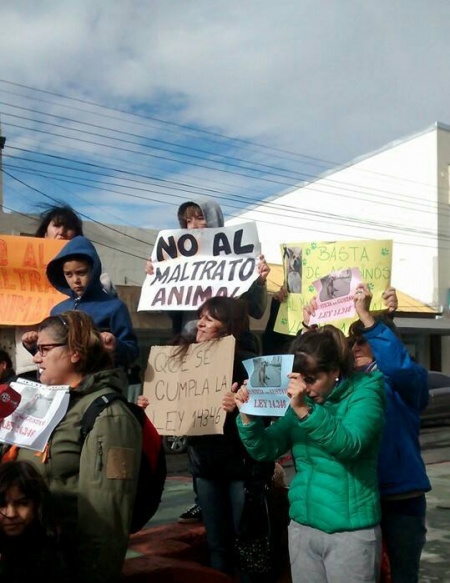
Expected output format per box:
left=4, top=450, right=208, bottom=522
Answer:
left=0, top=524, right=73, bottom=583
left=187, top=332, right=274, bottom=481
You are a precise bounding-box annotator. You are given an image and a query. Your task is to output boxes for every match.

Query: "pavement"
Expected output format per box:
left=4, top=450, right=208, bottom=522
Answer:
left=126, top=435, right=450, bottom=582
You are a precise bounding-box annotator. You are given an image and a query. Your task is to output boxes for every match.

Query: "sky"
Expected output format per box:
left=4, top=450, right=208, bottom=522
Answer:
left=1, top=0, right=450, bottom=233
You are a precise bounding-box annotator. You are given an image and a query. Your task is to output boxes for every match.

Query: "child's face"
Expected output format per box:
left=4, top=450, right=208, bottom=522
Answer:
left=184, top=206, right=207, bottom=229
left=0, top=485, right=36, bottom=537
left=63, top=259, right=92, bottom=297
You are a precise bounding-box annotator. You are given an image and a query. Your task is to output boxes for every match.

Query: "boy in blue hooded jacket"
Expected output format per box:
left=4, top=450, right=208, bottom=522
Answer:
left=23, top=236, right=139, bottom=369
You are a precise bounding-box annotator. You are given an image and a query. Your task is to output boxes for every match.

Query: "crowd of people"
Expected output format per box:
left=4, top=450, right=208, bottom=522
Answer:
left=0, top=200, right=433, bottom=583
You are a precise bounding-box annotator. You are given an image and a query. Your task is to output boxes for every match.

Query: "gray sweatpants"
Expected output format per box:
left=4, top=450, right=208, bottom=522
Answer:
left=288, top=521, right=382, bottom=583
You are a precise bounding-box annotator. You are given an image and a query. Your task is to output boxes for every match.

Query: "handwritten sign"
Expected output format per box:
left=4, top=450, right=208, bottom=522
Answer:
left=0, top=235, right=67, bottom=325
left=138, top=223, right=261, bottom=311
left=142, top=335, right=235, bottom=436
left=275, top=239, right=392, bottom=336
left=0, top=377, right=70, bottom=452
left=240, top=354, right=294, bottom=417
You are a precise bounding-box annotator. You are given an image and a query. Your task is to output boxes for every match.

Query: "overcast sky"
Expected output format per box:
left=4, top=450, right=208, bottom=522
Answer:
left=1, top=0, right=449, bottom=233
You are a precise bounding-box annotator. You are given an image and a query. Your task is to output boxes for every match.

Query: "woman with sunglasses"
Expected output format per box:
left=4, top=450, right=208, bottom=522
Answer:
left=14, top=310, right=141, bottom=583
left=349, top=284, right=431, bottom=583
left=234, top=324, right=386, bottom=582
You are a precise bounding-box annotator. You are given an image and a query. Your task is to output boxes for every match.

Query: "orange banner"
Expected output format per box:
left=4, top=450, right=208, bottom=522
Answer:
left=0, top=235, right=68, bottom=325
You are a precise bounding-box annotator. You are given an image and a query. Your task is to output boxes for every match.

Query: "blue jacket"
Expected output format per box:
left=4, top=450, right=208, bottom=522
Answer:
left=363, top=320, right=431, bottom=497
left=46, top=236, right=139, bottom=367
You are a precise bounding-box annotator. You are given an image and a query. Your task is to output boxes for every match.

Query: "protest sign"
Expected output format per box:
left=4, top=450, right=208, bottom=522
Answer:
left=0, top=235, right=67, bottom=325
left=309, top=267, right=362, bottom=326
left=0, top=377, right=70, bottom=452
left=142, top=335, right=235, bottom=436
left=240, top=354, right=294, bottom=417
left=275, top=239, right=392, bottom=336
left=138, top=222, right=261, bottom=311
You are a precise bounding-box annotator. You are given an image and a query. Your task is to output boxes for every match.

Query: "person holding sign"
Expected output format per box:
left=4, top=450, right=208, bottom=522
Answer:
left=145, top=197, right=270, bottom=336
left=235, top=325, right=386, bottom=583
left=0, top=460, right=72, bottom=582
left=15, top=310, right=141, bottom=583
left=146, top=197, right=270, bottom=525
left=348, top=285, right=431, bottom=583
left=17, top=204, right=116, bottom=382
left=170, top=296, right=274, bottom=579
left=22, top=235, right=139, bottom=370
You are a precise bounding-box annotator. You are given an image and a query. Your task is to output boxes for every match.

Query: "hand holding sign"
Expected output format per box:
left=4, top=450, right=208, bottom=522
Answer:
left=142, top=336, right=235, bottom=436
left=239, top=354, right=294, bottom=417
left=138, top=223, right=262, bottom=312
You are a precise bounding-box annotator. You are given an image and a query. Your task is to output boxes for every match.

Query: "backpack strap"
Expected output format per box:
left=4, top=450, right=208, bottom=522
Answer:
left=80, top=392, right=128, bottom=443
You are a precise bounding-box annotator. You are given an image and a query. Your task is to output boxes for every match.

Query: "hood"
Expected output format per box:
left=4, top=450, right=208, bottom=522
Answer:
left=74, top=368, right=128, bottom=397
left=68, top=369, right=128, bottom=407
left=177, top=197, right=224, bottom=228
left=46, top=235, right=103, bottom=298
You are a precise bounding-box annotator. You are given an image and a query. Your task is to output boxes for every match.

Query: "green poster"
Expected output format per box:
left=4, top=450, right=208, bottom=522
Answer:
left=275, top=239, right=393, bottom=336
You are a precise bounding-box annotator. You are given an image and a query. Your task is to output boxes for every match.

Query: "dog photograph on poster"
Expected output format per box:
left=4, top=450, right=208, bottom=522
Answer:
left=318, top=269, right=352, bottom=302
left=250, top=356, right=282, bottom=388
left=283, top=245, right=302, bottom=293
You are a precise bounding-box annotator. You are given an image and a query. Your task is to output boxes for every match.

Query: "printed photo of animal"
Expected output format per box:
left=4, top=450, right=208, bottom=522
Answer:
left=318, top=270, right=352, bottom=302
left=258, top=360, right=269, bottom=386
left=250, top=357, right=282, bottom=388
left=283, top=246, right=302, bottom=293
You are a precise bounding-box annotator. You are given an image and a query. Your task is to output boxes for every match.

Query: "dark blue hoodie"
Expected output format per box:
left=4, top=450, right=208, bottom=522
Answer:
left=46, top=236, right=139, bottom=367
left=362, top=320, right=431, bottom=498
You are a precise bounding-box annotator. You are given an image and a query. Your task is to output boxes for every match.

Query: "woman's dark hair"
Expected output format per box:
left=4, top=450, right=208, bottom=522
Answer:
left=171, top=296, right=249, bottom=358
left=0, top=349, right=13, bottom=371
left=37, top=310, right=113, bottom=374
left=348, top=313, right=401, bottom=341
left=196, top=297, right=249, bottom=339
left=289, top=324, right=354, bottom=378
left=35, top=205, right=83, bottom=238
left=177, top=202, right=201, bottom=228
left=0, top=460, right=56, bottom=535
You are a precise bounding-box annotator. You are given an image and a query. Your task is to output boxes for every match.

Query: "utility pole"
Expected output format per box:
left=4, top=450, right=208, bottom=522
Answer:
left=0, top=120, right=5, bottom=213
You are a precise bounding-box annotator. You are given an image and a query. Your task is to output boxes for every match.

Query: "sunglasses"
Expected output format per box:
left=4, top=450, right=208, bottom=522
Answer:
left=348, top=337, right=367, bottom=349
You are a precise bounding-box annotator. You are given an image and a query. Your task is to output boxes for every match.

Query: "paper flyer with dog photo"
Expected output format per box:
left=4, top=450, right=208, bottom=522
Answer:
left=239, top=354, right=294, bottom=417
left=0, top=378, right=70, bottom=452
left=309, top=267, right=362, bottom=325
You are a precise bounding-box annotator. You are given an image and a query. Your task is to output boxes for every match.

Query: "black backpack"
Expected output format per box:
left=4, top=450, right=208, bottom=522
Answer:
left=80, top=392, right=167, bottom=533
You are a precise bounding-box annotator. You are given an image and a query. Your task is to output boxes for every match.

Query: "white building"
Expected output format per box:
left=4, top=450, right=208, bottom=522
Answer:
left=228, top=122, right=450, bottom=371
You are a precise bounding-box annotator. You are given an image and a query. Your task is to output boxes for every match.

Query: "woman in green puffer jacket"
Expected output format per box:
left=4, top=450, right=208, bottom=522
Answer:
left=235, top=325, right=386, bottom=583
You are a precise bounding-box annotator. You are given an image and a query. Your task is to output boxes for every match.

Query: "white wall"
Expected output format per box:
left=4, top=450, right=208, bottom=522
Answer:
left=228, top=125, right=448, bottom=309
